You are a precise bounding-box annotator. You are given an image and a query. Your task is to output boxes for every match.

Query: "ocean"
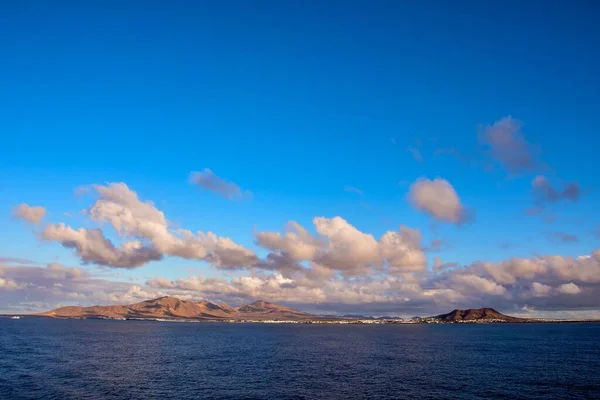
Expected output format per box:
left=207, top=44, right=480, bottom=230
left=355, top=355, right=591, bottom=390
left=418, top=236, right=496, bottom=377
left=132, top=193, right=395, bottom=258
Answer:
left=1, top=318, right=599, bottom=399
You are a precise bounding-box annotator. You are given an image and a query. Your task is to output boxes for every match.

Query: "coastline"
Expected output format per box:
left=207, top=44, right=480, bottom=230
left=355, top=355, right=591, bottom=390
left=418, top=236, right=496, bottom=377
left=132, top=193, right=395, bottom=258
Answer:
left=3, top=314, right=600, bottom=324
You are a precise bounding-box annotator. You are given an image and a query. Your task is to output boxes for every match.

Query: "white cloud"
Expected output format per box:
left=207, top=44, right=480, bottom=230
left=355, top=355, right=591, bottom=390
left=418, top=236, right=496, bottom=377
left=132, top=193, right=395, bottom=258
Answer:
left=408, top=178, right=469, bottom=223
left=558, top=282, right=581, bottom=295
left=257, top=218, right=426, bottom=275
left=531, top=282, right=552, bottom=297
left=378, top=226, right=426, bottom=273
left=13, top=203, right=46, bottom=224
left=42, top=223, right=162, bottom=268
left=313, top=217, right=380, bottom=275
left=255, top=221, right=322, bottom=261
left=0, top=277, right=24, bottom=290
left=42, top=182, right=257, bottom=269
left=9, top=178, right=600, bottom=317
left=3, top=248, right=600, bottom=317
left=450, top=274, right=508, bottom=296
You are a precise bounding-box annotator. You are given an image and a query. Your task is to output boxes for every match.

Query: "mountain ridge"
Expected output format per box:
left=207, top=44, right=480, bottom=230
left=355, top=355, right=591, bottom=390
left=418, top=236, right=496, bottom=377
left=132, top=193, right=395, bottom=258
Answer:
left=40, top=296, right=313, bottom=321
left=39, top=298, right=534, bottom=323
left=434, top=307, right=526, bottom=322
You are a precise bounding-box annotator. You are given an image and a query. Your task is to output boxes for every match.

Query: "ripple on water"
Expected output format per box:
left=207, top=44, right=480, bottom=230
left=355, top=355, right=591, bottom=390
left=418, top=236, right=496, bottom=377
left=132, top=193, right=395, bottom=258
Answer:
left=1, top=319, right=600, bottom=399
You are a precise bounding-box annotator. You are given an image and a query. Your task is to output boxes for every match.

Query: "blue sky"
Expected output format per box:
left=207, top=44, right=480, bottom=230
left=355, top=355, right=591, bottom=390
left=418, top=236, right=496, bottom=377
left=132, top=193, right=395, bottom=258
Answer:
left=1, top=1, right=600, bottom=315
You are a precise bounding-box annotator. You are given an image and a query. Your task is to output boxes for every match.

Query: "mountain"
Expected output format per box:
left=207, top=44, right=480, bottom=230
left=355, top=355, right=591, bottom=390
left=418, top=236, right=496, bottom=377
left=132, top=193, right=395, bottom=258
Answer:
left=237, top=300, right=310, bottom=319
left=40, top=297, right=316, bottom=321
left=434, top=308, right=525, bottom=322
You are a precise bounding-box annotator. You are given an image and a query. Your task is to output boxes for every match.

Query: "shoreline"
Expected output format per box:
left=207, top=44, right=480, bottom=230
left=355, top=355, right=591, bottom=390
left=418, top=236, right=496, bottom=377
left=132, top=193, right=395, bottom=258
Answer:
left=2, top=314, right=600, bottom=324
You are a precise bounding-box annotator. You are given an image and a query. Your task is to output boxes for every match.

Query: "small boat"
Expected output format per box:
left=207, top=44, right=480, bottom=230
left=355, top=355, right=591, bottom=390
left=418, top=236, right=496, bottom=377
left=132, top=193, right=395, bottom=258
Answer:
left=10, top=316, right=21, bottom=320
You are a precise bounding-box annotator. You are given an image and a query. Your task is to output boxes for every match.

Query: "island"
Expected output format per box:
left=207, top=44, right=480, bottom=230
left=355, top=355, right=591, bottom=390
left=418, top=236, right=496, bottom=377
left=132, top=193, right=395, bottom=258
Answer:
left=2, top=296, right=593, bottom=324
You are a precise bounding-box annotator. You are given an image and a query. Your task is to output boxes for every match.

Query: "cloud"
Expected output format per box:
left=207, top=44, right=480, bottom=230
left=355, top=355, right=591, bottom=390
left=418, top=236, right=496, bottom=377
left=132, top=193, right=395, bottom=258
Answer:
left=0, top=277, right=24, bottom=290
left=450, top=274, right=508, bottom=296
left=408, top=178, right=470, bottom=223
left=433, top=257, right=458, bottom=271
left=189, top=169, right=250, bottom=200
left=13, top=203, right=46, bottom=224
left=0, top=261, right=176, bottom=313
left=479, top=116, right=541, bottom=174
left=532, top=176, right=581, bottom=206
left=0, top=257, right=41, bottom=265
left=531, top=282, right=552, bottom=297
left=42, top=223, right=163, bottom=268
left=10, top=179, right=600, bottom=317
left=407, top=147, right=423, bottom=163
left=425, top=238, right=447, bottom=252
left=548, top=232, right=579, bottom=243
left=313, top=217, right=380, bottom=275
left=203, top=235, right=259, bottom=269
left=256, top=218, right=427, bottom=275
left=256, top=221, right=322, bottom=261
left=41, top=182, right=257, bottom=269
left=378, top=226, right=426, bottom=273
left=343, top=185, right=364, bottom=196
left=4, top=248, right=600, bottom=317
left=558, top=282, right=581, bottom=295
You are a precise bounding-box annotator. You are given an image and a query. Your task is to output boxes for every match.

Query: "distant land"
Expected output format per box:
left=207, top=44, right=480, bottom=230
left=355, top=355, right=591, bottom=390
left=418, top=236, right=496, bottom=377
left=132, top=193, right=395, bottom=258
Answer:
left=39, top=297, right=312, bottom=322
left=3, top=297, right=599, bottom=324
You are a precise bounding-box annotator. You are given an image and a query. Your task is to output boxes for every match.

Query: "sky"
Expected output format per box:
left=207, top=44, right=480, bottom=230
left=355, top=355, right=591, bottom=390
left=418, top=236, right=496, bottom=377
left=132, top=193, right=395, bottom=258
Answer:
left=1, top=1, right=600, bottom=317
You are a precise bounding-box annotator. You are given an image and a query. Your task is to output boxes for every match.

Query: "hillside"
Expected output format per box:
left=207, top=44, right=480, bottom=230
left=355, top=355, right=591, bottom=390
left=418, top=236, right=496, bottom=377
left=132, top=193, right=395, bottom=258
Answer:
left=434, top=308, right=526, bottom=322
left=40, top=296, right=314, bottom=321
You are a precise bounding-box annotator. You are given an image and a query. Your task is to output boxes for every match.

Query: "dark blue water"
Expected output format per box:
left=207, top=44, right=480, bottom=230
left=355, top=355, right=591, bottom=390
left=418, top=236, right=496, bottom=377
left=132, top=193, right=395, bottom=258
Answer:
left=1, top=318, right=599, bottom=399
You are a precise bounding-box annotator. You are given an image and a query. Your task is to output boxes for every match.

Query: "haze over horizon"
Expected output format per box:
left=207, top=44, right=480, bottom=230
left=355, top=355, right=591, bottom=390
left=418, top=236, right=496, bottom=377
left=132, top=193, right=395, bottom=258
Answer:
left=2, top=1, right=600, bottom=318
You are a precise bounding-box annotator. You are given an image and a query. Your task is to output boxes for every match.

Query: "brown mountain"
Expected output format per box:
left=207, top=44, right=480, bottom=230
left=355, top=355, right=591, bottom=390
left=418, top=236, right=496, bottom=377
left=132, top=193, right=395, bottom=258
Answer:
left=434, top=308, right=526, bottom=322
left=40, top=296, right=315, bottom=321
left=237, top=300, right=310, bottom=319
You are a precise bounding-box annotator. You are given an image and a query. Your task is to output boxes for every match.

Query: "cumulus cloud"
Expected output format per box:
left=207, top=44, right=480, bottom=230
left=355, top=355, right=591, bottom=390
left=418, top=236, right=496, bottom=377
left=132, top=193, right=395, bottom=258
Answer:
left=256, top=221, right=323, bottom=261
left=204, top=235, right=258, bottom=269
left=3, top=248, right=600, bottom=317
left=9, top=180, right=600, bottom=317
left=450, top=274, right=508, bottom=296
left=41, top=183, right=257, bottom=269
left=13, top=203, right=46, bottom=224
left=378, top=226, right=426, bottom=273
left=0, top=277, right=24, bottom=290
left=479, top=116, right=541, bottom=174
left=532, top=176, right=581, bottom=206
left=433, top=257, right=458, bottom=271
left=256, top=218, right=427, bottom=276
left=531, top=282, right=552, bottom=297
left=42, top=223, right=163, bottom=268
left=408, top=178, right=470, bottom=223
left=313, top=217, right=380, bottom=275
left=558, top=282, right=581, bottom=295
left=189, top=169, right=250, bottom=200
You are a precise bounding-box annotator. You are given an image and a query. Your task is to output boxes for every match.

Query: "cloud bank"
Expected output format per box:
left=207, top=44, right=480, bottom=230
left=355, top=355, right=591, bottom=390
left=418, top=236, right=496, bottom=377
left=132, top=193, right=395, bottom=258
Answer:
left=3, top=248, right=600, bottom=317
left=5, top=178, right=599, bottom=318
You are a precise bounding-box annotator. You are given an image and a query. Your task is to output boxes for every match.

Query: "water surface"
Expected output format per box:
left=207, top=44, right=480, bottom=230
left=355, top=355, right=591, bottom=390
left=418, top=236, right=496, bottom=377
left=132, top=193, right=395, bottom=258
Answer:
left=1, top=318, right=599, bottom=399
